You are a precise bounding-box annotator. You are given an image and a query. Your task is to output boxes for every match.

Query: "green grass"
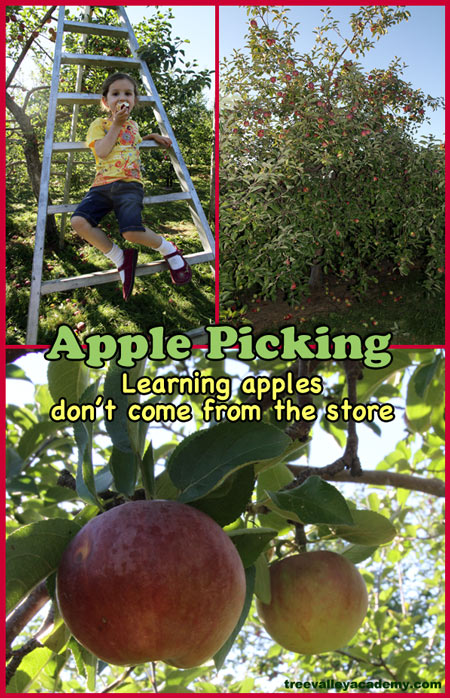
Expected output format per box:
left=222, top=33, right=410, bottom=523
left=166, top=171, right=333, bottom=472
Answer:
left=6, top=173, right=215, bottom=344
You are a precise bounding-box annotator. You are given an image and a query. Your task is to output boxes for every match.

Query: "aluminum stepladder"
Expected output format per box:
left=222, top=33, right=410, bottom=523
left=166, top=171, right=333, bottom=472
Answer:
left=26, top=5, right=215, bottom=344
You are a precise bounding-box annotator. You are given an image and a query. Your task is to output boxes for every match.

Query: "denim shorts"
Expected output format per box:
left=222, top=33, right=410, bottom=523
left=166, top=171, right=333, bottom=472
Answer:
left=71, top=180, right=145, bottom=234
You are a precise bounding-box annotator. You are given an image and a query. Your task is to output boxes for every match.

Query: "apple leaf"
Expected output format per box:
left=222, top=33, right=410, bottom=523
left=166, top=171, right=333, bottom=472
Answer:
left=17, top=420, right=66, bottom=461
left=191, top=465, right=255, bottom=526
left=267, top=475, right=354, bottom=525
left=256, top=462, right=295, bottom=532
left=141, top=441, right=155, bottom=499
left=68, top=638, right=97, bottom=690
left=228, top=527, right=277, bottom=568
left=103, top=358, right=148, bottom=457
left=167, top=422, right=290, bottom=503
left=74, top=382, right=102, bottom=507
left=341, top=544, right=379, bottom=564
left=6, top=518, right=81, bottom=615
left=254, top=553, right=271, bottom=603
left=331, top=510, right=397, bottom=545
left=108, top=446, right=137, bottom=497
left=6, top=363, right=32, bottom=381
left=103, top=360, right=134, bottom=453
left=47, top=357, right=89, bottom=404
left=214, top=564, right=256, bottom=670
left=5, top=647, right=55, bottom=693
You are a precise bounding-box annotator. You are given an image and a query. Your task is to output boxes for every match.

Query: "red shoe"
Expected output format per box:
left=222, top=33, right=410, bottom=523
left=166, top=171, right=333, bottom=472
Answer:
left=163, top=246, right=192, bottom=286
left=118, top=249, right=138, bottom=300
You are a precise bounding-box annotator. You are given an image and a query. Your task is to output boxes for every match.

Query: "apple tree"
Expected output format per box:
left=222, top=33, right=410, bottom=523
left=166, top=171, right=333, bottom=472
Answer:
left=219, top=6, right=444, bottom=308
left=5, top=348, right=444, bottom=692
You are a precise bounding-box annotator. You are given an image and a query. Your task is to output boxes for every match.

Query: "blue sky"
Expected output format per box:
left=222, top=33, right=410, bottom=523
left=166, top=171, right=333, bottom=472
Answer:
left=219, top=4, right=445, bottom=141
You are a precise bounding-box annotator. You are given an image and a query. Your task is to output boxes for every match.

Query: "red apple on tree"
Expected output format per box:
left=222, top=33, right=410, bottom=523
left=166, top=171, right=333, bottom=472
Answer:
left=257, top=551, right=368, bottom=654
left=56, top=500, right=246, bottom=667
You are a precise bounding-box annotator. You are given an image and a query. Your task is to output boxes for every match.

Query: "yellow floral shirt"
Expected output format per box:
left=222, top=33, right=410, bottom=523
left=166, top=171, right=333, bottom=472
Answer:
left=86, top=117, right=143, bottom=187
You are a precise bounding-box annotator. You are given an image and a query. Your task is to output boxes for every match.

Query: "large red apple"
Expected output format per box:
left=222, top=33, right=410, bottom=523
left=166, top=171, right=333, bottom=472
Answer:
left=56, top=500, right=246, bottom=667
left=256, top=551, right=368, bottom=654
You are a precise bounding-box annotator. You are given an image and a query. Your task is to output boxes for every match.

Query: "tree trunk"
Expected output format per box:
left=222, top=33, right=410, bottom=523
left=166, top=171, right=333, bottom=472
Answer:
left=6, top=91, right=59, bottom=247
left=308, top=246, right=324, bottom=290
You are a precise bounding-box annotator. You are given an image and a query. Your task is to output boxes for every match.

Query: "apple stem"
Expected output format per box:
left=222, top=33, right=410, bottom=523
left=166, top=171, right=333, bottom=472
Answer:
left=294, top=523, right=308, bottom=552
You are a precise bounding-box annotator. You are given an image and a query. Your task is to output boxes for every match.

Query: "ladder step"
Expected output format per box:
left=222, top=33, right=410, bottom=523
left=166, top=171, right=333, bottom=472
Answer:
left=48, top=192, right=192, bottom=214
left=57, top=92, right=155, bottom=106
left=63, top=20, right=129, bottom=38
left=40, top=252, right=214, bottom=294
left=53, top=141, right=159, bottom=152
left=61, top=52, right=141, bottom=68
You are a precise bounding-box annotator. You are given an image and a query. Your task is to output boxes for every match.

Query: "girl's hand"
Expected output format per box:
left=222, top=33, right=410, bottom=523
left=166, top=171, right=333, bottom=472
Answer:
left=112, top=103, right=129, bottom=127
left=143, top=133, right=172, bottom=148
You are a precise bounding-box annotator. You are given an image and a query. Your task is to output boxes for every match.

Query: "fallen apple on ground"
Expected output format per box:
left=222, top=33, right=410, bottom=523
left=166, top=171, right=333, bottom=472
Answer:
left=256, top=551, right=368, bottom=654
left=56, top=500, right=246, bottom=667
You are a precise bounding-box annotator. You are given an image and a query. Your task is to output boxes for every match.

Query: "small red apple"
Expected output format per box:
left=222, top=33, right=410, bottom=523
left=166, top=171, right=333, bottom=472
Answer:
left=56, top=500, right=246, bottom=667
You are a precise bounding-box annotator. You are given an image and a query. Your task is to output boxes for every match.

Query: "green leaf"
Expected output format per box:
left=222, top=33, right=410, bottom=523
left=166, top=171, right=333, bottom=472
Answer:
left=191, top=465, right=255, bottom=526
left=47, top=357, right=89, bottom=404
left=17, top=420, right=66, bottom=461
left=168, top=422, right=290, bottom=503
left=6, top=518, right=81, bottom=615
left=103, top=360, right=133, bottom=453
left=406, top=370, right=433, bottom=433
left=256, top=462, right=294, bottom=532
left=267, top=476, right=354, bottom=525
left=141, top=441, right=155, bottom=499
left=332, top=509, right=397, bottom=545
left=254, top=553, right=271, bottom=603
left=154, top=468, right=179, bottom=500
left=108, top=446, right=138, bottom=497
left=228, top=527, right=277, bottom=568
left=413, top=355, right=441, bottom=397
left=6, top=647, right=54, bottom=693
left=355, top=352, right=413, bottom=402
left=74, top=383, right=101, bottom=507
left=103, top=359, right=147, bottom=456
left=214, top=564, right=256, bottom=670
left=6, top=364, right=32, bottom=381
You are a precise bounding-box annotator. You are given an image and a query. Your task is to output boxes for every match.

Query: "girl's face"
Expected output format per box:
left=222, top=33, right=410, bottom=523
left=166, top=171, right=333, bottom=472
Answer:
left=103, top=78, right=136, bottom=115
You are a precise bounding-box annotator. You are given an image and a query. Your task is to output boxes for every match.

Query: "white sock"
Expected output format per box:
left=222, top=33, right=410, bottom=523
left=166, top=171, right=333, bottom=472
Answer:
left=105, top=243, right=125, bottom=282
left=156, top=238, right=184, bottom=270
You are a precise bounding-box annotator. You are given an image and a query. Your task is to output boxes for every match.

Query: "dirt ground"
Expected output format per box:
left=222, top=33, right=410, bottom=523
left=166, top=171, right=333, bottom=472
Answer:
left=228, top=264, right=410, bottom=334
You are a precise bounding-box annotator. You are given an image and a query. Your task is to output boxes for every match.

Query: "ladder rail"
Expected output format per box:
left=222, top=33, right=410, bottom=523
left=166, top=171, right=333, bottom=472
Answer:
left=40, top=251, right=214, bottom=293
left=60, top=6, right=92, bottom=245
left=26, top=6, right=67, bottom=344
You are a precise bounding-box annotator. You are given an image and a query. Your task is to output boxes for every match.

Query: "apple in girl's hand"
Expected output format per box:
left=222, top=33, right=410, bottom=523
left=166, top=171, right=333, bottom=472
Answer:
left=56, top=500, right=246, bottom=667
left=256, top=551, right=368, bottom=654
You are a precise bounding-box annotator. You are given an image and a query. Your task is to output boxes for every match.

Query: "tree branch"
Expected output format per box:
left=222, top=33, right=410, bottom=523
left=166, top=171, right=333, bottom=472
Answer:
left=6, top=6, right=57, bottom=89
left=285, top=358, right=314, bottom=442
left=6, top=581, right=50, bottom=652
left=287, top=465, right=444, bottom=498
left=6, top=638, right=44, bottom=686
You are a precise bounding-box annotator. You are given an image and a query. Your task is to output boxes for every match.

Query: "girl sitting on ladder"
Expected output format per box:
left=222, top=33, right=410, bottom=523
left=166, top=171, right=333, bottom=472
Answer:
left=71, top=72, right=192, bottom=301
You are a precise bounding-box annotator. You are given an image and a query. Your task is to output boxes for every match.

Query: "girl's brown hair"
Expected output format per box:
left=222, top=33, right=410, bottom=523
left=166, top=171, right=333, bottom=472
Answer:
left=100, top=73, right=140, bottom=111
